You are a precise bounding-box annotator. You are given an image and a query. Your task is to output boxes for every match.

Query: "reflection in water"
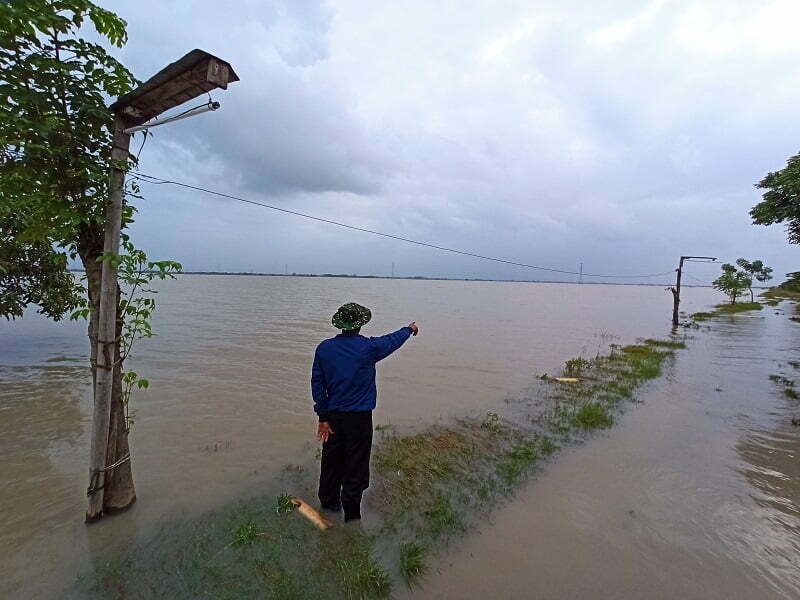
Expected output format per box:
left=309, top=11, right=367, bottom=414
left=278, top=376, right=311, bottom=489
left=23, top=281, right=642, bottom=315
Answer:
left=738, top=427, right=800, bottom=523
left=0, top=366, right=89, bottom=598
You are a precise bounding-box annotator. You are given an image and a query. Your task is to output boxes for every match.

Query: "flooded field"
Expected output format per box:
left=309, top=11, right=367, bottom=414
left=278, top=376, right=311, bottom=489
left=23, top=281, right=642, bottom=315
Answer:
left=1, top=275, right=796, bottom=598
left=404, top=303, right=800, bottom=599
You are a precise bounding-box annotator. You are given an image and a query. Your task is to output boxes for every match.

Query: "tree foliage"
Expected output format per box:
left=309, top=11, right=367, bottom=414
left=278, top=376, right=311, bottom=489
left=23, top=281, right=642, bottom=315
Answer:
left=0, top=0, right=178, bottom=512
left=0, top=0, right=136, bottom=257
left=1, top=213, right=82, bottom=320
left=735, top=258, right=772, bottom=302
left=752, top=152, right=800, bottom=244
left=713, top=263, right=751, bottom=304
left=777, top=271, right=800, bottom=293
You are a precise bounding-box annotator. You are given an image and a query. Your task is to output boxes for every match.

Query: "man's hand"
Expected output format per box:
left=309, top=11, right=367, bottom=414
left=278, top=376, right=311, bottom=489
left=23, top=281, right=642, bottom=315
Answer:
left=408, top=322, right=419, bottom=336
left=317, top=422, right=333, bottom=443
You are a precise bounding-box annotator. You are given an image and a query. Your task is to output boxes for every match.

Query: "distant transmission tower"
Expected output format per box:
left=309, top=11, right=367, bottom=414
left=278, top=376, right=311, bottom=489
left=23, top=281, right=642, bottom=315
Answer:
left=579, top=262, right=583, bottom=284
left=284, top=263, right=288, bottom=276
left=391, top=262, right=395, bottom=278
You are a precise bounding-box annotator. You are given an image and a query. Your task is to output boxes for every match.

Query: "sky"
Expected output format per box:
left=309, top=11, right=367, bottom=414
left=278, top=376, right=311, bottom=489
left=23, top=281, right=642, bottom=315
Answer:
left=107, top=0, right=800, bottom=284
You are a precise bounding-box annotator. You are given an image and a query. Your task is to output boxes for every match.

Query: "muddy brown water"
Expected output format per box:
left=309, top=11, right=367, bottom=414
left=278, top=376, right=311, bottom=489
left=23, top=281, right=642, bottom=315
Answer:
left=400, top=302, right=800, bottom=599
left=0, top=276, right=796, bottom=598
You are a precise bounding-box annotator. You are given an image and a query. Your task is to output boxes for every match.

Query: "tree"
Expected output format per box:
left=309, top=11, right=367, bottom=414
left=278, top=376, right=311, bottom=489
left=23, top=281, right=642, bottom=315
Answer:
left=713, top=263, right=752, bottom=304
left=735, top=258, right=773, bottom=302
left=0, top=0, right=178, bottom=516
left=779, top=271, right=800, bottom=293
left=752, top=152, right=800, bottom=244
left=1, top=213, right=83, bottom=320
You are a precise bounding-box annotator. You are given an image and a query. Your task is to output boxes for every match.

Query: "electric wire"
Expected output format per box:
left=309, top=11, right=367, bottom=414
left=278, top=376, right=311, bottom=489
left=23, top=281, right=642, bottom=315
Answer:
left=131, top=172, right=676, bottom=279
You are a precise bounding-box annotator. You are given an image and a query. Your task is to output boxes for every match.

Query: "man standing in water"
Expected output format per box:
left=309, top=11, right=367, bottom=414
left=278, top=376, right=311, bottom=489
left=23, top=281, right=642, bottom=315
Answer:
left=312, top=302, right=419, bottom=521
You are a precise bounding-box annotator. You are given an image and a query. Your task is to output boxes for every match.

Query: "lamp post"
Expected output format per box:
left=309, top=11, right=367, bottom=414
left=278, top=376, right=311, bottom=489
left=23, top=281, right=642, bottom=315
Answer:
left=87, top=50, right=239, bottom=522
left=668, top=255, right=717, bottom=327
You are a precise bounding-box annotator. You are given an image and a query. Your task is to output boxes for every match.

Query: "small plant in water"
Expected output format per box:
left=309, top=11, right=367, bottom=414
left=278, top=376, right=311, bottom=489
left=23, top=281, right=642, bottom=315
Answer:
left=481, top=411, right=505, bottom=434
left=399, top=541, right=428, bottom=585
left=231, top=519, right=262, bottom=547
left=334, top=536, right=392, bottom=599
left=275, top=494, right=296, bottom=515
left=564, top=356, right=592, bottom=376
left=423, top=492, right=464, bottom=540
left=573, top=402, right=613, bottom=429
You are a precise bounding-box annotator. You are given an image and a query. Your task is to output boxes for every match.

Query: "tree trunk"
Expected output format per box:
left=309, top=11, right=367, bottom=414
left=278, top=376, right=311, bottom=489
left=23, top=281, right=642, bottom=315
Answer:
left=78, top=224, right=136, bottom=514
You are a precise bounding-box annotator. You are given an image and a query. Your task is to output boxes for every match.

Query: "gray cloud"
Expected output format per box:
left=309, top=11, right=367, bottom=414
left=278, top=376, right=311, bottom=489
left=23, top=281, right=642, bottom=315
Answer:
left=112, top=0, right=799, bottom=282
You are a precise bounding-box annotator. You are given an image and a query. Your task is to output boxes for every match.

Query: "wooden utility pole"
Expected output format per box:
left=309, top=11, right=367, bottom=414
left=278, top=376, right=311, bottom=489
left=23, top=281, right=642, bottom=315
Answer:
left=86, top=50, right=239, bottom=521
left=669, top=255, right=716, bottom=327
left=86, top=113, right=131, bottom=520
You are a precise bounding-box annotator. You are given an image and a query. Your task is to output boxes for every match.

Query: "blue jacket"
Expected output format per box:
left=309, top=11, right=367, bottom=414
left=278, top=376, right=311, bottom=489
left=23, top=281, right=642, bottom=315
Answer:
left=311, top=327, right=412, bottom=420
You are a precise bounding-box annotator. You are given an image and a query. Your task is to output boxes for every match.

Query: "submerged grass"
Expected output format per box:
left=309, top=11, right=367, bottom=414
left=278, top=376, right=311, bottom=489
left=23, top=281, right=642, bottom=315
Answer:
left=78, top=337, right=684, bottom=599
left=398, top=541, right=427, bottom=585
left=762, top=287, right=800, bottom=302
left=691, top=301, right=764, bottom=323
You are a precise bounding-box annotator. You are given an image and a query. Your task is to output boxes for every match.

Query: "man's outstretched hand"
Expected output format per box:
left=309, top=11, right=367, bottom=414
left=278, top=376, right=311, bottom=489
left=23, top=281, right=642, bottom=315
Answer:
left=408, top=322, right=419, bottom=336
left=317, top=422, right=333, bottom=443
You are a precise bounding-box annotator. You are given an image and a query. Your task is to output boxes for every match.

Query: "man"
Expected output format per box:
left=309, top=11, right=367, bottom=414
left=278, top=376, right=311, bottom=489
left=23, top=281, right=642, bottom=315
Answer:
left=311, top=302, right=419, bottom=521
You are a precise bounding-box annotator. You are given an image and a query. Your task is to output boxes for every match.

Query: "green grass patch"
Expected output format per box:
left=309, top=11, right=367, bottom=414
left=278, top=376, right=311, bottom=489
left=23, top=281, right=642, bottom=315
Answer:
left=231, top=518, right=262, bottom=547
left=573, top=402, right=613, bottom=429
left=714, top=302, right=763, bottom=314
left=762, top=287, right=800, bottom=302
left=497, top=438, right=543, bottom=486
left=564, top=356, right=592, bottom=376
left=691, top=311, right=714, bottom=322
left=333, top=532, right=392, bottom=600
left=691, top=302, right=765, bottom=323
left=398, top=542, right=427, bottom=586
left=642, top=339, right=686, bottom=349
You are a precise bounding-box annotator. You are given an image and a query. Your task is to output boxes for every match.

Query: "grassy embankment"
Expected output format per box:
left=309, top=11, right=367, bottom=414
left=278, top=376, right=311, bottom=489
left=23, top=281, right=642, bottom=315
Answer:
left=78, top=339, right=685, bottom=599
left=690, top=301, right=764, bottom=322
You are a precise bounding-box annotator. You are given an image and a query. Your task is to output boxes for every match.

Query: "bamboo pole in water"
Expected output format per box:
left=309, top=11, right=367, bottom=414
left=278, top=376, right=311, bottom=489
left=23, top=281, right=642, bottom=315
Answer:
left=292, top=498, right=334, bottom=530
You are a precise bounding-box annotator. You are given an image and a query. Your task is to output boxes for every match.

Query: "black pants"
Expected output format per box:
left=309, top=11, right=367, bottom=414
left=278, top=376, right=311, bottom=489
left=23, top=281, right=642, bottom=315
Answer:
left=318, top=411, right=373, bottom=521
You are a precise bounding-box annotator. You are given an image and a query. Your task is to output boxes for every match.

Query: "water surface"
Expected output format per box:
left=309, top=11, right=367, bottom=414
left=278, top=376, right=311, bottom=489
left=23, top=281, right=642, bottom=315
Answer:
left=0, top=276, right=732, bottom=597
left=404, top=304, right=800, bottom=599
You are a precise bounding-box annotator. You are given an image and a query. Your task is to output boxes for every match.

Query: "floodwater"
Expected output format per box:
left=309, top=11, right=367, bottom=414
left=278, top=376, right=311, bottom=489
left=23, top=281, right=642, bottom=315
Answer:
left=403, top=302, right=800, bottom=599
left=0, top=275, right=794, bottom=598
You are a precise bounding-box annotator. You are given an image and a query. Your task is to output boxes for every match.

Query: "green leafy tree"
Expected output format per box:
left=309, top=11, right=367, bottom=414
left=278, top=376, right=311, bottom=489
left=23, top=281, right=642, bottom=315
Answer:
left=778, top=271, right=800, bottom=293
left=752, top=152, right=800, bottom=244
left=0, top=0, right=179, bottom=514
left=713, top=263, right=752, bottom=304
left=735, top=258, right=773, bottom=302
left=1, top=213, right=83, bottom=319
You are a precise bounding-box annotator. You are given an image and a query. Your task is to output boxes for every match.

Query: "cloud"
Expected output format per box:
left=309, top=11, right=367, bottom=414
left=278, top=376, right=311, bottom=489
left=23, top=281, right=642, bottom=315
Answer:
left=112, top=0, right=799, bottom=281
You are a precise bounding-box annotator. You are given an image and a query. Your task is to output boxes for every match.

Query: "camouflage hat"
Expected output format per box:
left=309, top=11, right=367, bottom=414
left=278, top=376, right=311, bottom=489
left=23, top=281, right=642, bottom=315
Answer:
left=332, top=302, right=372, bottom=330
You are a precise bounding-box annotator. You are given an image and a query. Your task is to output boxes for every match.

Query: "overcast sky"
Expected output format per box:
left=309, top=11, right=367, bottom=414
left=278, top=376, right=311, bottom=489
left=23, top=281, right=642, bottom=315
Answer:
left=109, top=0, right=799, bottom=284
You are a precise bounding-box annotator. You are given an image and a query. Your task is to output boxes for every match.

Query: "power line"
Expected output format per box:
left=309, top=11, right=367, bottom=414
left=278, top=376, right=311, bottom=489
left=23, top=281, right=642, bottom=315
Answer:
left=131, top=172, right=675, bottom=280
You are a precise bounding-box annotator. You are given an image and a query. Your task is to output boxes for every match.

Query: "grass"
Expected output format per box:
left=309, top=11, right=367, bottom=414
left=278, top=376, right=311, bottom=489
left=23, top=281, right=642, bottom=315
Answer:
left=691, top=301, right=764, bottom=323
left=564, top=356, right=592, bottom=376
left=714, top=302, right=763, bottom=314
left=691, top=311, right=715, bottom=322
left=423, top=492, right=465, bottom=540
left=78, top=337, right=686, bottom=599
left=573, top=402, right=613, bottom=429
left=231, top=518, right=262, bottom=547
left=398, top=542, right=427, bottom=585
left=333, top=532, right=392, bottom=600
left=762, top=287, right=800, bottom=302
